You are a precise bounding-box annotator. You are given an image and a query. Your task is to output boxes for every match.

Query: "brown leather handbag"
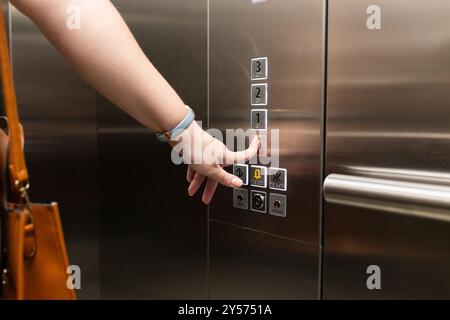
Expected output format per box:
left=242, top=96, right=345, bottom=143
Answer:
left=0, top=5, right=76, bottom=300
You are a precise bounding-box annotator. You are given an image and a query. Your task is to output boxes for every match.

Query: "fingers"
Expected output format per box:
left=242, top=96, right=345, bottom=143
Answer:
left=223, top=135, right=259, bottom=165
left=188, top=172, right=205, bottom=196
left=186, top=166, right=195, bottom=183
left=209, top=166, right=243, bottom=188
left=202, top=179, right=219, bottom=205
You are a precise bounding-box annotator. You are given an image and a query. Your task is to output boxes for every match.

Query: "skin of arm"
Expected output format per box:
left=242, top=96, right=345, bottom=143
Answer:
left=9, top=0, right=259, bottom=204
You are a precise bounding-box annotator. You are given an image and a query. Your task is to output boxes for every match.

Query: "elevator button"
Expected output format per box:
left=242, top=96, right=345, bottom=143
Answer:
left=251, top=57, right=268, bottom=80
left=268, top=167, right=287, bottom=191
left=251, top=109, right=267, bottom=131
left=251, top=190, right=267, bottom=213
left=251, top=83, right=267, bottom=106
left=250, top=165, right=267, bottom=188
left=233, top=164, right=248, bottom=185
left=233, top=188, right=248, bottom=210
left=269, top=193, right=287, bottom=217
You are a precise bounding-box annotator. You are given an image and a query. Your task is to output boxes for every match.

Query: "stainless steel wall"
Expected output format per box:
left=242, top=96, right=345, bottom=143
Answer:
left=208, top=0, right=325, bottom=299
left=10, top=4, right=100, bottom=299
left=323, top=0, right=450, bottom=299
left=98, top=0, right=208, bottom=299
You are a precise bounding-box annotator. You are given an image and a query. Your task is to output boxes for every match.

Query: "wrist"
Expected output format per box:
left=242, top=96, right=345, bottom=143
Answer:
left=156, top=105, right=195, bottom=143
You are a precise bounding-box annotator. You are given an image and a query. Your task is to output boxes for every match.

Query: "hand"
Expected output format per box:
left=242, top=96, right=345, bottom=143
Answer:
left=171, top=121, right=259, bottom=205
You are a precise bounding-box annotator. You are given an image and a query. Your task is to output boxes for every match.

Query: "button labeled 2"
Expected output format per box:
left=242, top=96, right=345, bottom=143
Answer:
left=251, top=57, right=268, bottom=80
left=251, top=83, right=267, bottom=106
left=251, top=109, right=267, bottom=131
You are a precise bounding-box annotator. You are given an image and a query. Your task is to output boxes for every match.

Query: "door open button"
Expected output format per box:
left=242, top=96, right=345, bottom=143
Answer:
left=233, top=164, right=248, bottom=185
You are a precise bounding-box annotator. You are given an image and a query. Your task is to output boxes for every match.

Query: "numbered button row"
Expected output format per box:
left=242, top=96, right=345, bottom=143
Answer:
left=233, top=164, right=287, bottom=191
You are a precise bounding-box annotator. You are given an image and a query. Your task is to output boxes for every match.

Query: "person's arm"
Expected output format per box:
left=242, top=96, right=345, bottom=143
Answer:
left=10, top=0, right=258, bottom=204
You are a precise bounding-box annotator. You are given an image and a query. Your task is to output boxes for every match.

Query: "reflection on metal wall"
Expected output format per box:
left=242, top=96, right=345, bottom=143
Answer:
left=98, top=0, right=208, bottom=299
left=208, top=0, right=324, bottom=299
left=324, top=0, right=450, bottom=299
left=10, top=5, right=100, bottom=299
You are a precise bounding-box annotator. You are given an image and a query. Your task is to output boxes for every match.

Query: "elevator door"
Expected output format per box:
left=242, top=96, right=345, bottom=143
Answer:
left=209, top=0, right=324, bottom=299
left=324, top=0, right=450, bottom=299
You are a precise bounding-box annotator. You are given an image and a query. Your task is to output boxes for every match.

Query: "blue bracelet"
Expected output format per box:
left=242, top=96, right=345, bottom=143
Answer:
left=156, top=106, right=196, bottom=142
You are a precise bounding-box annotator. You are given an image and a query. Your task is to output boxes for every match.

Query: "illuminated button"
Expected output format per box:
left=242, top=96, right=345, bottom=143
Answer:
left=268, top=167, right=287, bottom=191
left=233, top=164, right=248, bottom=186
left=233, top=188, right=248, bottom=210
left=269, top=193, right=287, bottom=217
left=251, top=83, right=267, bottom=106
left=251, top=57, right=268, bottom=80
left=250, top=165, right=267, bottom=188
left=251, top=109, right=267, bottom=131
left=251, top=190, right=267, bottom=213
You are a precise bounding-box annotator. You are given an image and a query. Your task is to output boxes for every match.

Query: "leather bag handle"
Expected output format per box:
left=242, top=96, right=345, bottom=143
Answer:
left=0, top=4, right=29, bottom=192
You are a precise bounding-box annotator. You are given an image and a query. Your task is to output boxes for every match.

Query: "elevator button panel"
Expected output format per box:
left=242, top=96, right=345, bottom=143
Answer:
left=268, top=167, right=287, bottom=191
left=251, top=109, right=267, bottom=131
left=250, top=165, right=267, bottom=188
left=233, top=188, right=248, bottom=210
left=251, top=83, right=267, bottom=106
left=269, top=193, right=287, bottom=217
left=251, top=190, right=267, bottom=213
left=251, top=57, right=268, bottom=80
left=233, top=164, right=248, bottom=185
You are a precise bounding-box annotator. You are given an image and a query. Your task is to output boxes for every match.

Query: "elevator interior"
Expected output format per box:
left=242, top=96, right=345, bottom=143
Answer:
left=5, top=0, right=450, bottom=299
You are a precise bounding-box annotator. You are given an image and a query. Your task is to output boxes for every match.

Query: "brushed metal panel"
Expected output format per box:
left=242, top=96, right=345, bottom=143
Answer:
left=324, top=0, right=450, bottom=299
left=10, top=7, right=100, bottom=299
left=209, top=220, right=319, bottom=299
left=98, top=0, right=208, bottom=299
left=209, top=0, right=324, bottom=244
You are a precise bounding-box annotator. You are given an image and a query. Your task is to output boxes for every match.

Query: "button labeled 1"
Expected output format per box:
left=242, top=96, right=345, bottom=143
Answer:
left=251, top=83, right=267, bottom=106
left=250, top=165, right=267, bottom=188
left=251, top=57, right=268, bottom=80
left=251, top=109, right=267, bottom=131
left=268, top=167, right=287, bottom=191
left=233, top=164, right=248, bottom=185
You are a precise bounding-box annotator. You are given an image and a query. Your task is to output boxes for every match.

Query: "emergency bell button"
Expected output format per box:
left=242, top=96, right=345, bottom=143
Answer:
left=251, top=57, right=268, bottom=80
left=233, top=164, right=248, bottom=185
left=268, top=167, right=287, bottom=191
left=251, top=83, right=267, bottom=106
left=250, top=165, right=267, bottom=188
left=251, top=109, right=267, bottom=131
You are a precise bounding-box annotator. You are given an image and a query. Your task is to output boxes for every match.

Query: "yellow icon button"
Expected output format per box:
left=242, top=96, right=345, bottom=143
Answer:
left=254, top=169, right=261, bottom=180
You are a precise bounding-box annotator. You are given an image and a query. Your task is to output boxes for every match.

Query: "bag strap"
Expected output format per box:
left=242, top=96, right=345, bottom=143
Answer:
left=0, top=4, right=29, bottom=194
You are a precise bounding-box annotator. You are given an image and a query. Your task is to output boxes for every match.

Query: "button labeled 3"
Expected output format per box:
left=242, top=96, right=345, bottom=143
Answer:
left=251, top=57, right=268, bottom=80
left=251, top=109, right=267, bottom=131
left=233, top=164, right=248, bottom=185
left=250, top=165, right=267, bottom=188
left=233, top=188, right=248, bottom=210
left=268, top=167, right=287, bottom=191
left=251, top=83, right=267, bottom=106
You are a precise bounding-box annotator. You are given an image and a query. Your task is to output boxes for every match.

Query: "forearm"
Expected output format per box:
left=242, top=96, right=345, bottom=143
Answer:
left=10, top=0, right=187, bottom=132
